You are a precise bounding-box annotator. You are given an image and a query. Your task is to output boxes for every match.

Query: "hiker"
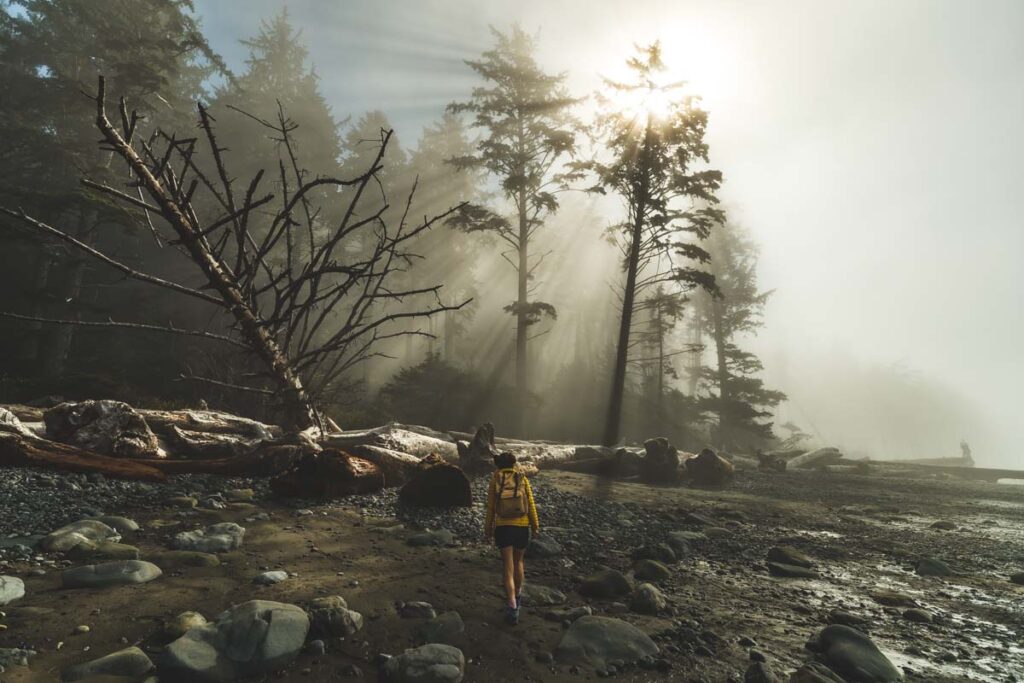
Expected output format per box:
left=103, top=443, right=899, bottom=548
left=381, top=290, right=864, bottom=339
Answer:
left=483, top=451, right=539, bottom=625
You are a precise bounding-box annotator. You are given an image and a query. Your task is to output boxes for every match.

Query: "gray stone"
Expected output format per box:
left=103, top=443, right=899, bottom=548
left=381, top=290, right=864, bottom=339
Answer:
left=519, top=583, right=567, bottom=606
left=810, top=625, right=903, bottom=682
left=745, top=661, right=780, bottom=683
left=381, top=643, right=465, bottom=683
left=666, top=530, right=704, bottom=554
left=914, top=558, right=952, bottom=577
left=871, top=590, right=917, bottom=608
left=67, top=541, right=140, bottom=562
left=92, top=515, right=140, bottom=533
left=632, top=543, right=676, bottom=564
left=172, top=523, right=245, bottom=553
left=406, top=529, right=454, bottom=547
left=929, top=520, right=955, bottom=530
left=790, top=662, right=846, bottom=682
left=768, top=562, right=819, bottom=579
left=544, top=605, right=592, bottom=623
left=161, top=600, right=309, bottom=682
left=149, top=550, right=221, bottom=568
left=308, top=596, right=363, bottom=638
left=254, top=570, right=288, bottom=585
left=0, top=575, right=25, bottom=606
left=634, top=559, right=672, bottom=582
left=629, top=583, right=666, bottom=615
left=526, top=535, right=562, bottom=558
left=399, top=602, right=437, bottom=619
left=1011, top=572, right=1024, bottom=585
left=61, top=646, right=154, bottom=681
left=902, top=608, right=933, bottom=623
left=416, top=611, right=464, bottom=645
left=225, top=488, right=255, bottom=502
left=555, top=615, right=659, bottom=669
left=41, top=519, right=120, bottom=553
left=0, top=647, right=35, bottom=674
left=44, top=400, right=162, bottom=458
left=579, top=568, right=633, bottom=599
left=165, top=611, right=208, bottom=640
left=61, top=560, right=162, bottom=588
left=766, top=546, right=814, bottom=568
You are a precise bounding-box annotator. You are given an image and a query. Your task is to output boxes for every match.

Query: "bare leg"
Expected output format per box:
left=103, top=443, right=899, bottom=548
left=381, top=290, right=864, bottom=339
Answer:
left=501, top=546, right=516, bottom=608
left=513, top=547, right=526, bottom=598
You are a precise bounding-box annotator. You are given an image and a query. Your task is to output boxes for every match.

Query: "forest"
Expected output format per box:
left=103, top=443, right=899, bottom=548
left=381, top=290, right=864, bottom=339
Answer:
left=0, top=2, right=789, bottom=454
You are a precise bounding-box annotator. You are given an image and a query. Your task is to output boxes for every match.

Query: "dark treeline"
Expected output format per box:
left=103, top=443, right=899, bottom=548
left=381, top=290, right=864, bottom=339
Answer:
left=0, top=2, right=789, bottom=452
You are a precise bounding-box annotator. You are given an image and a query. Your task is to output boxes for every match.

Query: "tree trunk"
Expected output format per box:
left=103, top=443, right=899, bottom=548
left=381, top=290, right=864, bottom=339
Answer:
left=711, top=296, right=729, bottom=446
left=0, top=431, right=167, bottom=481
left=94, top=92, right=317, bottom=432
left=514, top=189, right=529, bottom=437
left=604, top=122, right=652, bottom=447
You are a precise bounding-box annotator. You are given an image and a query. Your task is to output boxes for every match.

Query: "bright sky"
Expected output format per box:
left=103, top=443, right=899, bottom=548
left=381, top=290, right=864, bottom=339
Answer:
left=195, top=0, right=1024, bottom=467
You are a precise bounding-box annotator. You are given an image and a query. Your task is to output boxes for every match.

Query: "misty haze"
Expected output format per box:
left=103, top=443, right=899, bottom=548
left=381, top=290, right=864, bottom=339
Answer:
left=0, top=1, right=1021, bottom=682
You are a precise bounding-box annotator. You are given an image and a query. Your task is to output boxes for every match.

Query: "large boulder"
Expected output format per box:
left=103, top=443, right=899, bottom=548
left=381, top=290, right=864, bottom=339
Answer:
left=62, top=646, right=154, bottom=681
left=172, top=523, right=245, bottom=553
left=555, top=615, right=659, bottom=669
left=629, top=583, right=667, bottom=614
left=270, top=449, right=384, bottom=498
left=640, top=437, right=680, bottom=483
left=399, top=454, right=472, bottom=508
left=41, top=519, right=120, bottom=553
left=67, top=540, right=140, bottom=562
left=807, top=625, right=903, bottom=682
left=307, top=596, right=363, bottom=638
left=416, top=611, right=464, bottom=645
left=0, top=575, right=25, bottom=606
left=44, top=400, right=163, bottom=458
left=61, top=560, right=162, bottom=588
left=634, top=559, right=672, bottom=582
left=519, top=583, right=567, bottom=606
left=578, top=569, right=633, bottom=599
left=683, top=448, right=734, bottom=486
left=380, top=643, right=465, bottom=683
left=455, top=423, right=498, bottom=474
left=160, top=600, right=309, bottom=682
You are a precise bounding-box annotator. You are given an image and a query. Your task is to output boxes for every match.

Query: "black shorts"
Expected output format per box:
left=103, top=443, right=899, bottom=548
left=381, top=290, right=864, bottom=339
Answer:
left=494, top=525, right=530, bottom=550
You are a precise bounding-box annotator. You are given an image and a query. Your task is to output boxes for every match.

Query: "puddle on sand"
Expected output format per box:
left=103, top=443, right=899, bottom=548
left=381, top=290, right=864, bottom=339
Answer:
left=884, top=645, right=1021, bottom=683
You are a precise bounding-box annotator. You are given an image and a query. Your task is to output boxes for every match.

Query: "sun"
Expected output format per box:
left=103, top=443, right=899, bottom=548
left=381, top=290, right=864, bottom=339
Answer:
left=611, top=79, right=680, bottom=123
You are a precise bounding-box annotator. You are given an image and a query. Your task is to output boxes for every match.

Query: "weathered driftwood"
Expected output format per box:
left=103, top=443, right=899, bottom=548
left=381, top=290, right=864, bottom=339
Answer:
left=787, top=447, right=844, bottom=469
left=683, top=448, right=735, bottom=486
left=325, top=425, right=459, bottom=461
left=456, top=423, right=498, bottom=473
left=398, top=454, right=472, bottom=508
left=139, top=409, right=279, bottom=440
left=270, top=450, right=384, bottom=498
left=344, top=444, right=421, bottom=486
left=0, top=431, right=167, bottom=482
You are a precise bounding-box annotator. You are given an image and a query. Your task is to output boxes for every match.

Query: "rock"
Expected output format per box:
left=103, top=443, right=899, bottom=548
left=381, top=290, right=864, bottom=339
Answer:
left=544, top=606, right=592, bottom=623
left=790, top=662, right=847, bottom=682
left=224, top=489, right=255, bottom=502
left=73, top=624, right=90, bottom=634
left=704, top=526, right=732, bottom=539
left=270, top=449, right=384, bottom=498
left=61, top=646, right=154, bottom=681
left=902, top=608, right=933, bottom=623
left=640, top=437, right=680, bottom=483
left=149, top=550, right=220, bottom=568
left=632, top=543, right=676, bottom=564
left=0, top=647, right=35, bottom=674
left=68, top=541, right=140, bottom=562
left=767, top=546, right=814, bottom=569
left=0, top=576, right=25, bottom=606
left=629, top=583, right=666, bottom=615
left=91, top=515, right=140, bottom=533
left=634, top=559, right=672, bottom=582
left=166, top=496, right=198, bottom=508
left=380, top=643, right=465, bottom=683
left=406, top=529, right=454, bottom=547
left=61, top=560, right=162, bottom=588
left=308, top=596, right=363, bottom=638
left=666, top=531, right=700, bottom=555
left=929, top=520, right=955, bottom=530
left=808, top=625, right=903, bottom=682
left=768, top=562, right=819, bottom=579
left=870, top=590, right=917, bottom=608
left=161, top=600, right=309, bottom=682
left=914, top=558, right=952, bottom=577
left=44, top=400, right=163, bottom=458
left=579, top=568, right=633, bottom=599
left=165, top=611, right=208, bottom=640
left=1010, top=572, right=1024, bottom=585
left=306, top=639, right=327, bottom=655
left=745, top=661, right=781, bottom=683
left=682, top=448, right=734, bottom=486
left=416, top=611, right=464, bottom=645
left=172, top=523, right=245, bottom=553
left=555, top=615, right=659, bottom=669
left=399, top=454, right=472, bottom=508
left=827, top=611, right=868, bottom=628
left=254, top=570, right=288, bottom=585
left=520, top=583, right=567, bottom=606
left=41, top=519, right=120, bottom=553
left=399, top=602, right=437, bottom=619
left=456, top=423, right=498, bottom=474
left=526, top=535, right=562, bottom=558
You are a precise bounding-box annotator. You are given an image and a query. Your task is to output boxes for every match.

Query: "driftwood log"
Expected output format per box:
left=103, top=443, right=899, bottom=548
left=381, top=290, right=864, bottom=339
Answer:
left=0, top=431, right=167, bottom=482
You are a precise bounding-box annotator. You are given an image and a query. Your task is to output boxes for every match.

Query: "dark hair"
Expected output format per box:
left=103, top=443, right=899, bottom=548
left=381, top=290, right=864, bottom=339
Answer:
left=493, top=451, right=516, bottom=469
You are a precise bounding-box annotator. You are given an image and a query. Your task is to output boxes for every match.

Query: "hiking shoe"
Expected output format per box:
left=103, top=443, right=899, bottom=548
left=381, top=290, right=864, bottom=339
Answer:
left=505, top=605, right=520, bottom=625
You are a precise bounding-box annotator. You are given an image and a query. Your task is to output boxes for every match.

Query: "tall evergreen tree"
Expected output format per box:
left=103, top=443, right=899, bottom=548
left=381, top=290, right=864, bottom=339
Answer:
left=447, top=25, right=578, bottom=435
left=581, top=42, right=723, bottom=446
left=692, top=221, right=786, bottom=449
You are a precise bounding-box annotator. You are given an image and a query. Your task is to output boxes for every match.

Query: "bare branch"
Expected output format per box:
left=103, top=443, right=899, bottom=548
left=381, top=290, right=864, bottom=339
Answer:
left=0, top=311, right=247, bottom=348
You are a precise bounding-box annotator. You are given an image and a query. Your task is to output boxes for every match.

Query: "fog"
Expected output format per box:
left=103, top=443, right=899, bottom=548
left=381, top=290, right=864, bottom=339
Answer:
left=188, top=0, right=1023, bottom=466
